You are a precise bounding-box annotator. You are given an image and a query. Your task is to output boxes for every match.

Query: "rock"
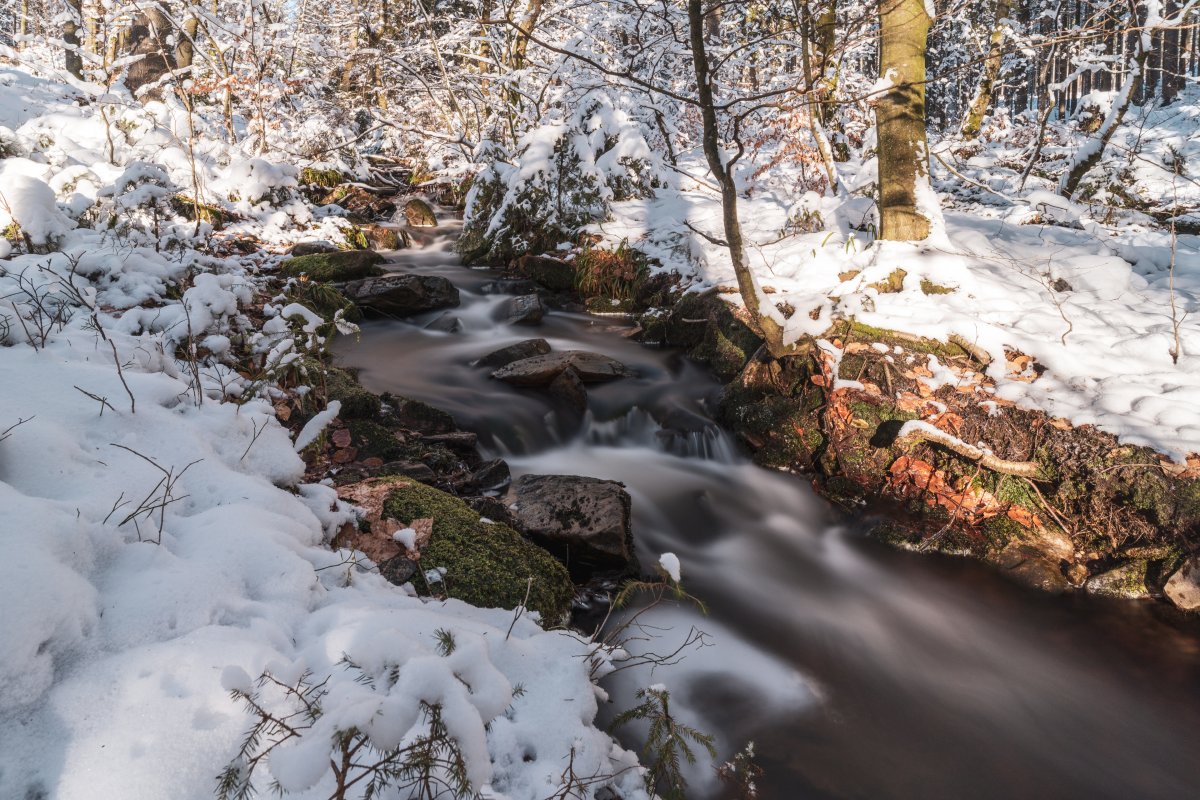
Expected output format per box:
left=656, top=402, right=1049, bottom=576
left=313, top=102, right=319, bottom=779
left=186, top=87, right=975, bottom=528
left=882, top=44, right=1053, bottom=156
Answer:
left=548, top=366, right=588, bottom=421
left=379, top=555, right=420, bottom=585
left=341, top=274, right=460, bottom=317
left=322, top=366, right=382, bottom=419
left=1164, top=556, right=1200, bottom=610
left=465, top=494, right=520, bottom=527
left=289, top=240, right=339, bottom=256
left=491, top=351, right=629, bottom=387
left=383, top=479, right=574, bottom=622
left=481, top=278, right=539, bottom=295
left=1085, top=560, right=1150, bottom=599
left=513, top=253, right=577, bottom=291
left=505, top=474, right=635, bottom=576
left=468, top=459, right=512, bottom=493
left=422, top=431, right=479, bottom=452
left=355, top=223, right=407, bottom=251
left=500, top=294, right=545, bottom=325
left=403, top=198, right=438, bottom=227
left=321, top=185, right=397, bottom=218
left=282, top=250, right=385, bottom=282
left=387, top=396, right=456, bottom=435
left=475, top=339, right=552, bottom=369
left=990, top=543, right=1068, bottom=594
left=425, top=312, right=463, bottom=333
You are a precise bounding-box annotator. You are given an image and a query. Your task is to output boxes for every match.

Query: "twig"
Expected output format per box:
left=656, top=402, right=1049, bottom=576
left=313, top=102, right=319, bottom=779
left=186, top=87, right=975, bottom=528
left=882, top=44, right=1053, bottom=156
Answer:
left=109, top=340, right=136, bottom=414
left=74, top=385, right=116, bottom=416
left=895, top=421, right=1042, bottom=478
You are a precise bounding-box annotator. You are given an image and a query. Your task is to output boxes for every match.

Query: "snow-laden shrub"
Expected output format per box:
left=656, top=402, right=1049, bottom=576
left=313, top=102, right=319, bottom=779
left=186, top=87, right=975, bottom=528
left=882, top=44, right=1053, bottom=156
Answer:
left=460, top=93, right=662, bottom=263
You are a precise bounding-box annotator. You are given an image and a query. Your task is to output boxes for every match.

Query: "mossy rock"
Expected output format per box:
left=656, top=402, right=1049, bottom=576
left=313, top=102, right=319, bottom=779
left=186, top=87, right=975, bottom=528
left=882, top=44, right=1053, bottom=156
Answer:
left=345, top=223, right=406, bottom=251
left=282, top=250, right=386, bottom=282
left=382, top=480, right=573, bottom=623
left=387, top=395, right=456, bottom=435
left=404, top=198, right=438, bottom=227
left=300, top=167, right=345, bottom=188
left=325, top=368, right=382, bottom=419
left=346, top=419, right=405, bottom=461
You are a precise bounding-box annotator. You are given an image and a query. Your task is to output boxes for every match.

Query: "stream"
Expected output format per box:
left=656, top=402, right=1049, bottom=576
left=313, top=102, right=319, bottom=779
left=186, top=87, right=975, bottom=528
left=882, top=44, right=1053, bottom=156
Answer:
left=334, top=226, right=1200, bottom=800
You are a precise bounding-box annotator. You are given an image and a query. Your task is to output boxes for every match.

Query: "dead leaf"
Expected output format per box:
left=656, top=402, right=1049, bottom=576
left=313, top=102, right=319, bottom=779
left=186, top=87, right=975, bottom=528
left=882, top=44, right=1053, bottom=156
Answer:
left=274, top=403, right=292, bottom=421
left=332, top=447, right=358, bottom=464
left=332, top=428, right=352, bottom=448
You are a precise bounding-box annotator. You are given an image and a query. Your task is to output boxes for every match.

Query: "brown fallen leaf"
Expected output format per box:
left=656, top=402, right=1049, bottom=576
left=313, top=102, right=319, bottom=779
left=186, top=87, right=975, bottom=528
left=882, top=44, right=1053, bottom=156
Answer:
left=332, top=447, right=358, bottom=464
left=332, top=428, right=352, bottom=448
left=274, top=403, right=292, bottom=422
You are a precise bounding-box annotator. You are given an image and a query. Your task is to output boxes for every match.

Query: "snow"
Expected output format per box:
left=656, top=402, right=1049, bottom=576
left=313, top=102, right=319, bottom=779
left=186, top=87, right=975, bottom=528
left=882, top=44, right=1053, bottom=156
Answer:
left=292, top=400, right=342, bottom=451
left=659, top=552, right=682, bottom=583
left=0, top=63, right=649, bottom=800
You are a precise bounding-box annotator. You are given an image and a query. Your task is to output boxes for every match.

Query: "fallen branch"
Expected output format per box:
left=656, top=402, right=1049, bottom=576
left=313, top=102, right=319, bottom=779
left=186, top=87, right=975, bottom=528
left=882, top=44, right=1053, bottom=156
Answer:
left=894, top=420, right=1042, bottom=478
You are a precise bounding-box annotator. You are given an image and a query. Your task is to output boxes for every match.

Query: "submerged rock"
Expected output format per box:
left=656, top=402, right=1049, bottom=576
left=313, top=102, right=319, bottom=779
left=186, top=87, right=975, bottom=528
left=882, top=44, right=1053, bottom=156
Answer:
left=1164, top=557, right=1200, bottom=610
left=491, top=350, right=628, bottom=386
left=990, top=543, right=1068, bottom=594
left=425, top=312, right=463, bottom=333
left=548, top=366, right=588, bottom=422
left=505, top=474, right=635, bottom=577
left=341, top=274, right=460, bottom=317
left=475, top=338, right=552, bottom=369
left=282, top=249, right=385, bottom=282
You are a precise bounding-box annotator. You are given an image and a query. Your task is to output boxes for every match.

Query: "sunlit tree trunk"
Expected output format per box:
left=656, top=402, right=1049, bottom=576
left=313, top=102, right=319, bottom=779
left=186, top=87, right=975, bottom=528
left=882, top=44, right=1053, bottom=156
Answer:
left=960, top=0, right=1014, bottom=139
left=876, top=0, right=933, bottom=241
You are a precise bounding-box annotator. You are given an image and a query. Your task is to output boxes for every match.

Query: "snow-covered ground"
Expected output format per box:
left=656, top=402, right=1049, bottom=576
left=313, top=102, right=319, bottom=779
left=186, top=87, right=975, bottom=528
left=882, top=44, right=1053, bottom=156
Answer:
left=0, top=64, right=648, bottom=800
left=591, top=167, right=1200, bottom=462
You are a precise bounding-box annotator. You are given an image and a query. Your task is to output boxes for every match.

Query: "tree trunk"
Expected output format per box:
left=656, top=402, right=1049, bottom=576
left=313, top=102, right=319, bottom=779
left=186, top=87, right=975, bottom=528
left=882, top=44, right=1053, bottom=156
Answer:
left=687, top=0, right=788, bottom=355
left=1059, top=35, right=1149, bottom=198
left=876, top=0, right=933, bottom=241
left=63, top=0, right=84, bottom=79
left=960, top=0, right=1014, bottom=139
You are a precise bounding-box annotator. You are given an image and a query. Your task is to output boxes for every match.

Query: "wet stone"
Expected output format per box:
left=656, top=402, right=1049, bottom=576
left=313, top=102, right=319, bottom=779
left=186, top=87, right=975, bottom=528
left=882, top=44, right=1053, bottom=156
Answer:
left=491, top=351, right=629, bottom=387
left=475, top=338, right=552, bottom=369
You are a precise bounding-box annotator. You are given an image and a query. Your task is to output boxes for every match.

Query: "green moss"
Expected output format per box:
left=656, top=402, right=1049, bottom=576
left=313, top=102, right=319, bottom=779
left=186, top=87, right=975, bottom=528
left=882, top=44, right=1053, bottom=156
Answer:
left=346, top=419, right=404, bottom=461
left=281, top=250, right=385, bottom=282
left=383, top=481, right=574, bottom=623
left=919, top=279, right=955, bottom=295
left=169, top=195, right=229, bottom=229
left=979, top=515, right=1024, bottom=550
left=844, top=320, right=970, bottom=360
left=324, top=368, right=382, bottom=419
left=300, top=167, right=344, bottom=188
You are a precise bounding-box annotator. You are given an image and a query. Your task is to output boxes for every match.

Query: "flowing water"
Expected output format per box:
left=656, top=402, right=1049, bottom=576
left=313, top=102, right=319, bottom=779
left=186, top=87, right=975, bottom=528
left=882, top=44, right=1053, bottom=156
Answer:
left=335, top=227, right=1200, bottom=800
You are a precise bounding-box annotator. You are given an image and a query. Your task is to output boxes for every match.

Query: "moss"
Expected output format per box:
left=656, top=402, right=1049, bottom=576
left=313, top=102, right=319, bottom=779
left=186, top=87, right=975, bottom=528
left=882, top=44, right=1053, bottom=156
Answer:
left=979, top=515, right=1024, bottom=550
left=169, top=195, right=229, bottom=229
left=346, top=419, right=405, bottom=461
left=920, top=279, right=955, bottom=295
left=324, top=368, right=382, bottom=419
left=382, top=481, right=574, bottom=623
left=285, top=281, right=361, bottom=323
left=300, top=167, right=344, bottom=188
left=281, top=250, right=385, bottom=282
left=844, top=320, right=970, bottom=359
left=869, top=268, right=907, bottom=293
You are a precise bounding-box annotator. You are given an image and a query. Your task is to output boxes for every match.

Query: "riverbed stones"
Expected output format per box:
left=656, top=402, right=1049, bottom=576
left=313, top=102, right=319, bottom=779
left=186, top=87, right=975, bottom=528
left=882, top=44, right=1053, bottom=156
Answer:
left=355, top=223, right=406, bottom=250
left=282, top=249, right=385, bottom=282
left=475, top=339, right=552, bottom=369
left=468, top=458, right=512, bottom=493
left=990, top=543, right=1069, bottom=594
left=425, top=312, right=462, bottom=333
left=505, top=474, right=634, bottom=576
left=341, top=274, right=460, bottom=317
left=1164, top=556, right=1200, bottom=610
left=514, top=253, right=577, bottom=291
left=403, top=198, right=438, bottom=227
left=491, top=350, right=629, bottom=386
left=1084, top=561, right=1151, bottom=599
left=502, top=294, right=545, bottom=325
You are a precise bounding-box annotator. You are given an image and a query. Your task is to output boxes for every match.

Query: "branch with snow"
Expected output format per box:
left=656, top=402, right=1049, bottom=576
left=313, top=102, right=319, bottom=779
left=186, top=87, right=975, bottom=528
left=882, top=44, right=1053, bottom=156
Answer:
left=894, top=420, right=1042, bottom=478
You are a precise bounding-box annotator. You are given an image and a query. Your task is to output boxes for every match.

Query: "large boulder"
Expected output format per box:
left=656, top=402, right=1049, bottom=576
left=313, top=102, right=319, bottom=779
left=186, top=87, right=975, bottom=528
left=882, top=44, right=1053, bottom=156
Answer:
left=403, top=198, right=438, bottom=227
left=514, top=253, right=577, bottom=291
left=1165, top=556, right=1200, bottom=610
left=341, top=274, right=460, bottom=317
left=381, top=479, right=574, bottom=623
left=283, top=250, right=385, bottom=282
left=475, top=339, right=552, bottom=369
left=505, top=474, right=635, bottom=577
left=491, top=351, right=629, bottom=386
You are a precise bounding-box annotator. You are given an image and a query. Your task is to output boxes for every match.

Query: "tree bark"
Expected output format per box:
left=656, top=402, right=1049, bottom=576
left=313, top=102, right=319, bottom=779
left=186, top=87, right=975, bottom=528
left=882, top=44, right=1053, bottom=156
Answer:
left=63, top=0, right=84, bottom=79
left=687, top=0, right=788, bottom=355
left=960, top=0, right=1014, bottom=139
left=876, top=0, right=933, bottom=241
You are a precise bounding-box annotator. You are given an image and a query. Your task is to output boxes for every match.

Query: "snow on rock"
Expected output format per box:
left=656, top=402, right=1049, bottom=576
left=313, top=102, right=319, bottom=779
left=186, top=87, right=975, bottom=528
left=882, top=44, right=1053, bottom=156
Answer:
left=659, top=552, right=682, bottom=583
